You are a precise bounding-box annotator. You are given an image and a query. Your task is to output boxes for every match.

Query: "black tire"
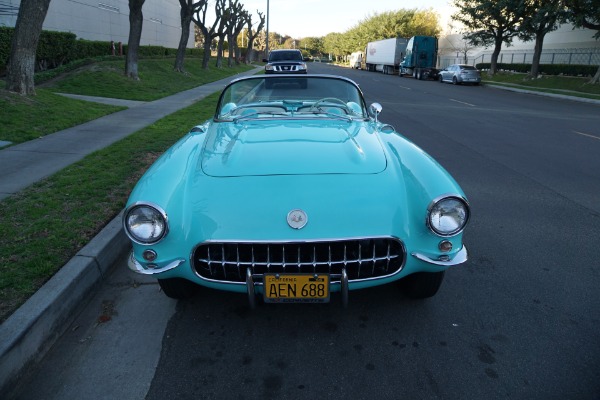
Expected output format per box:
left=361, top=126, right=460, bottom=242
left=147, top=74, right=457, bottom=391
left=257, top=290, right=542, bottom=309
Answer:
left=398, top=271, right=445, bottom=299
left=439, top=74, right=444, bottom=83
left=158, top=278, right=198, bottom=299
left=452, top=76, right=458, bottom=85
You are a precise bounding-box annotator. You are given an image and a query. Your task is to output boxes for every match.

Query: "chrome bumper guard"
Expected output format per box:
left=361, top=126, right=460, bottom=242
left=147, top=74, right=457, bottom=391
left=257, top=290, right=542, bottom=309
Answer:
left=411, top=245, right=468, bottom=266
left=127, top=251, right=186, bottom=275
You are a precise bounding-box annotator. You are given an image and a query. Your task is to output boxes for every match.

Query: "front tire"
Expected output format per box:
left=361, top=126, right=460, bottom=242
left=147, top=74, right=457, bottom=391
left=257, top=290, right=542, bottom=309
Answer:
left=439, top=74, right=444, bottom=83
left=452, top=76, right=458, bottom=85
left=158, top=278, right=198, bottom=299
left=398, top=271, right=445, bottom=299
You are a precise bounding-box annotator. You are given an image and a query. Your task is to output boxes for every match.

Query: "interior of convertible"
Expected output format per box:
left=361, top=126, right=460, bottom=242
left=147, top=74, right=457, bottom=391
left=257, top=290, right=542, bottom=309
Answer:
left=216, top=76, right=369, bottom=120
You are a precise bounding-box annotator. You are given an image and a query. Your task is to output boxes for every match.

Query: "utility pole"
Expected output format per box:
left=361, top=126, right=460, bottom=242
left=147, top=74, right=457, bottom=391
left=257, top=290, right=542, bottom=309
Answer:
left=265, top=0, right=270, bottom=56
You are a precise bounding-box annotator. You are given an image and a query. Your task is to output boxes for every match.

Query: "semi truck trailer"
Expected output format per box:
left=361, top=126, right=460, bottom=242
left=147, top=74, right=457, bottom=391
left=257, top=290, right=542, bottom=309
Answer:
left=362, top=38, right=408, bottom=75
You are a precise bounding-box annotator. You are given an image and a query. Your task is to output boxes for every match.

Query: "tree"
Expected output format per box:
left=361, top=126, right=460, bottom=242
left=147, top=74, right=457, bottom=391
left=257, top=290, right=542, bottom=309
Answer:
left=245, top=11, right=265, bottom=63
left=5, top=0, right=52, bottom=95
left=322, top=33, right=344, bottom=61
left=174, top=0, right=195, bottom=73
left=224, top=0, right=248, bottom=67
left=193, top=0, right=222, bottom=69
left=125, top=0, right=145, bottom=80
left=565, top=0, right=600, bottom=83
left=232, top=11, right=249, bottom=64
left=213, top=0, right=228, bottom=68
left=299, top=37, right=324, bottom=56
left=452, top=0, right=529, bottom=75
left=341, top=9, right=441, bottom=56
left=520, top=0, right=568, bottom=79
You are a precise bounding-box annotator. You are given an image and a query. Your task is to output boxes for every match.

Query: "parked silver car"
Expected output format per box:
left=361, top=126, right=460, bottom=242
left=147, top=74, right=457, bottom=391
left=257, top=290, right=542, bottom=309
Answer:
left=439, top=64, right=481, bottom=85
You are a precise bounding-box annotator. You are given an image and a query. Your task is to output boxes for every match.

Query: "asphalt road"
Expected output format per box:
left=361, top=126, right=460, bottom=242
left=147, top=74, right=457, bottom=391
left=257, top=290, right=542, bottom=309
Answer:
left=16, top=63, right=600, bottom=400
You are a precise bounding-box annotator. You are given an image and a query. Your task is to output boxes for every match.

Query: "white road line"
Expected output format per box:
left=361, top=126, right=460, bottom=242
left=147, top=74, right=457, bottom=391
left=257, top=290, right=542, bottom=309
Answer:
left=573, top=130, right=600, bottom=141
left=397, top=85, right=412, bottom=90
left=449, top=98, right=476, bottom=107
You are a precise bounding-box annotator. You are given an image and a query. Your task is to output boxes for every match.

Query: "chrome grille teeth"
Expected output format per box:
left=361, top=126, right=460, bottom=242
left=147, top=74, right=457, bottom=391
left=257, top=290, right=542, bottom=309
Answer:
left=193, top=238, right=405, bottom=283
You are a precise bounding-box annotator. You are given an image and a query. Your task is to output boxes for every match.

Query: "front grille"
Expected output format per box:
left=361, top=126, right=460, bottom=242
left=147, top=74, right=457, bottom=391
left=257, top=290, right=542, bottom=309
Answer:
left=275, top=65, right=299, bottom=71
left=192, top=238, right=405, bottom=284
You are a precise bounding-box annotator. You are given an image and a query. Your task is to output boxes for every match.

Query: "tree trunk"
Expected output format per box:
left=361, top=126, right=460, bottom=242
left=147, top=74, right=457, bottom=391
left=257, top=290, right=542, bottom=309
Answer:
left=174, top=3, right=193, bottom=73
left=202, top=39, right=211, bottom=69
left=125, top=0, right=145, bottom=80
left=590, top=65, right=600, bottom=85
left=235, top=44, right=241, bottom=65
left=227, top=34, right=234, bottom=67
left=529, top=33, right=545, bottom=79
left=216, top=37, right=224, bottom=68
left=5, top=0, right=52, bottom=95
left=489, top=35, right=503, bottom=75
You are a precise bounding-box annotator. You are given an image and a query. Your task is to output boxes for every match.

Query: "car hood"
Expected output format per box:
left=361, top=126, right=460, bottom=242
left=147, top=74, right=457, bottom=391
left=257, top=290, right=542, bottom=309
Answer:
left=201, top=120, right=387, bottom=177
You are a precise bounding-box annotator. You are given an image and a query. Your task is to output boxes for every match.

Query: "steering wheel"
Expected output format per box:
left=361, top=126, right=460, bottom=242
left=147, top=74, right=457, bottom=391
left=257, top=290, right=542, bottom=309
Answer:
left=309, top=97, right=349, bottom=113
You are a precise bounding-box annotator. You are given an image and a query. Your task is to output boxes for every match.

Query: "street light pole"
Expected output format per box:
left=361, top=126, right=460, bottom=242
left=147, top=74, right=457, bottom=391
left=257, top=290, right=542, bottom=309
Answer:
left=265, top=0, right=270, bottom=56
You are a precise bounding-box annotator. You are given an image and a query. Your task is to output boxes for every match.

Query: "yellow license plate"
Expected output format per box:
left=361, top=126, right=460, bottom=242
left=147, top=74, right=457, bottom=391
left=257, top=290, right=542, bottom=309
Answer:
left=263, top=274, right=330, bottom=303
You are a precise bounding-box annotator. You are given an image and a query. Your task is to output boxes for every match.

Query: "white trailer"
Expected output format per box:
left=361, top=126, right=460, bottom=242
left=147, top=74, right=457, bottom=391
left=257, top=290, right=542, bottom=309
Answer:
left=349, top=51, right=363, bottom=69
left=363, top=38, right=408, bottom=74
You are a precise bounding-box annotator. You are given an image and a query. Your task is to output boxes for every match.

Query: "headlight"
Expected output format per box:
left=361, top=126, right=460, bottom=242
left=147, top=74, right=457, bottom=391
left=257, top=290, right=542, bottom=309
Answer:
left=298, top=62, right=307, bottom=70
left=427, top=196, right=470, bottom=237
left=265, top=64, right=274, bottom=71
left=124, top=203, right=168, bottom=244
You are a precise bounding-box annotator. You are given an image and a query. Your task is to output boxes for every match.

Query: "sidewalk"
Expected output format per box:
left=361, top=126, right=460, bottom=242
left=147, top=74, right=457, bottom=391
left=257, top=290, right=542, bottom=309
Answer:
left=0, top=67, right=261, bottom=398
left=0, top=67, right=261, bottom=200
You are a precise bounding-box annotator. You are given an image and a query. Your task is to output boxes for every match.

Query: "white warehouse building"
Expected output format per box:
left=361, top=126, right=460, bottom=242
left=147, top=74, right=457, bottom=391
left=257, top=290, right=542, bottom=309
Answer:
left=0, top=0, right=193, bottom=48
left=439, top=24, right=600, bottom=68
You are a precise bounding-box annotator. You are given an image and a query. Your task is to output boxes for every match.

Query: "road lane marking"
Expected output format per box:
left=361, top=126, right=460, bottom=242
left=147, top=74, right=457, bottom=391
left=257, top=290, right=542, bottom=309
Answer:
left=397, top=85, right=412, bottom=90
left=450, top=98, right=476, bottom=107
left=573, top=131, right=600, bottom=141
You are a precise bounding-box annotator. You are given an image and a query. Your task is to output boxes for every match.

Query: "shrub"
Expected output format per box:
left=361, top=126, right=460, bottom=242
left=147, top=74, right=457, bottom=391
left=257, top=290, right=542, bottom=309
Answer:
left=475, top=62, right=597, bottom=77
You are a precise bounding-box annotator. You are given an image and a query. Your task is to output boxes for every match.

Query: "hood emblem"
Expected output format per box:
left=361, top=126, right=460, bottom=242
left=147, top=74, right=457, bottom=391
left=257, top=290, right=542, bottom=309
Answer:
left=287, top=209, right=308, bottom=229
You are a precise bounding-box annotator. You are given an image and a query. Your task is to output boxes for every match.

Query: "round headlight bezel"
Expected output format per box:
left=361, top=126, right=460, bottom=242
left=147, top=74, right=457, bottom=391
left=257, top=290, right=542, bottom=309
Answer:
left=123, top=202, right=169, bottom=245
left=426, top=195, right=470, bottom=237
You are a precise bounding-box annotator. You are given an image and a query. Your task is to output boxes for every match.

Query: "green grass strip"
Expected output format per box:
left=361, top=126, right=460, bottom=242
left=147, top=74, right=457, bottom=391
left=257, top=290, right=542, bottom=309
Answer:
left=0, top=92, right=219, bottom=322
left=482, top=72, right=600, bottom=99
left=0, top=90, right=125, bottom=145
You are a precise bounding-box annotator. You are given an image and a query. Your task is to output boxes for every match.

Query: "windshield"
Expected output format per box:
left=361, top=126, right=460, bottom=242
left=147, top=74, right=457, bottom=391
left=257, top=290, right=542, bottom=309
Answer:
left=269, top=51, right=303, bottom=62
left=215, top=76, right=369, bottom=122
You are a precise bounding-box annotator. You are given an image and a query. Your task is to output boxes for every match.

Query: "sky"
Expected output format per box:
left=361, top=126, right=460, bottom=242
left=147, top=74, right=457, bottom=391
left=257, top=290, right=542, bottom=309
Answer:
left=239, top=0, right=455, bottom=38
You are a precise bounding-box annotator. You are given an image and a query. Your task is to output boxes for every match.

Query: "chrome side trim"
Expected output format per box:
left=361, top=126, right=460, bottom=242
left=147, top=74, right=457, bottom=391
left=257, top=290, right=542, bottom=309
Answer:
left=411, top=245, right=468, bottom=266
left=127, top=251, right=185, bottom=275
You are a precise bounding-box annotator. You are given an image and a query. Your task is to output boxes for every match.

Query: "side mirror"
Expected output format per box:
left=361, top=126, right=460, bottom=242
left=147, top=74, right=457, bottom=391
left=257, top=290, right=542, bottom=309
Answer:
left=262, top=59, right=268, bottom=63
left=369, top=103, right=382, bottom=123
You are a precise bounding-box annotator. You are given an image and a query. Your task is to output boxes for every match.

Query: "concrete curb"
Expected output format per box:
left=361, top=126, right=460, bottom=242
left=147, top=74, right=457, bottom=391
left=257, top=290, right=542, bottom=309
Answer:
left=0, top=212, right=130, bottom=398
left=484, top=83, right=600, bottom=105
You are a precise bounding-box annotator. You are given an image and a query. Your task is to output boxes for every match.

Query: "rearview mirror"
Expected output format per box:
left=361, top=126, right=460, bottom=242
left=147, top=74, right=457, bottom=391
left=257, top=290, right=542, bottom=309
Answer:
left=369, top=103, right=382, bottom=123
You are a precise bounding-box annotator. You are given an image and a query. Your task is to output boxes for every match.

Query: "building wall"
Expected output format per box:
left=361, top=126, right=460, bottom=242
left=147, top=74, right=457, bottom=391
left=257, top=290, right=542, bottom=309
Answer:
left=0, top=0, right=193, bottom=48
left=439, top=24, right=600, bottom=68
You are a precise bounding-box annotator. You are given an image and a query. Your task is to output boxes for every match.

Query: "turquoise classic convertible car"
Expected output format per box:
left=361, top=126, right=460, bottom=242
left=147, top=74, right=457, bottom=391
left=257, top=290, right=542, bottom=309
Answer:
left=123, top=74, right=470, bottom=307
